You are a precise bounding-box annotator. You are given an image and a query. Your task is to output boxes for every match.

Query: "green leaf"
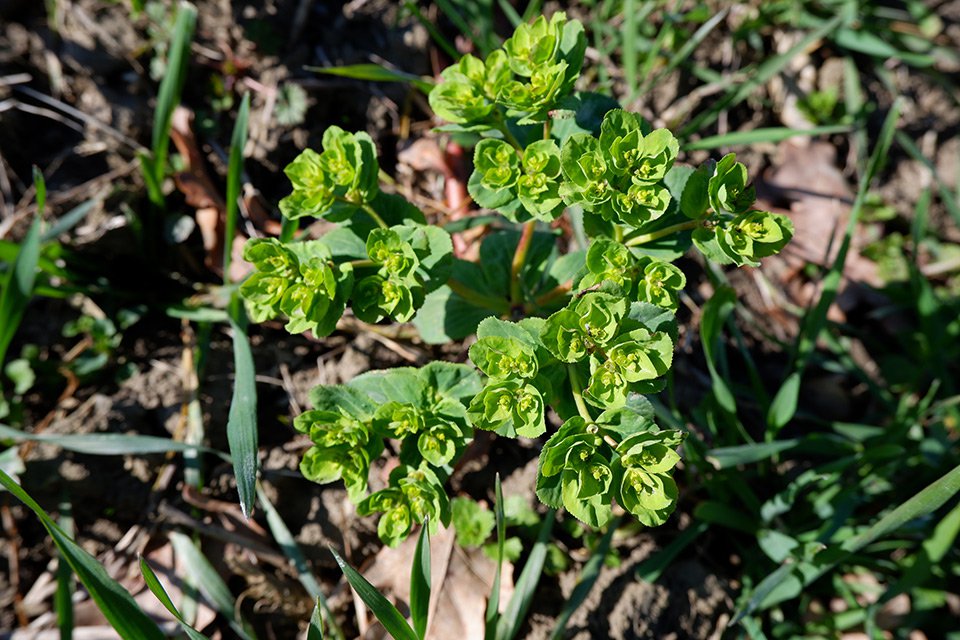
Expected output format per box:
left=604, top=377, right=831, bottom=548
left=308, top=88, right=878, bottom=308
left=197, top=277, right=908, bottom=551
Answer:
left=139, top=557, right=209, bottom=640
left=227, top=315, right=259, bottom=518
left=452, top=497, right=496, bottom=547
left=413, top=285, right=497, bottom=343
left=419, top=361, right=483, bottom=402
left=224, top=92, right=250, bottom=281
left=308, top=601, right=325, bottom=640
left=495, top=510, right=554, bottom=640
left=767, top=371, right=801, bottom=430
left=0, top=211, right=41, bottom=368
left=410, top=524, right=431, bottom=639
left=306, top=63, right=435, bottom=94
left=700, top=286, right=737, bottom=413
left=485, top=474, right=506, bottom=637
left=705, top=439, right=800, bottom=469
left=0, top=469, right=166, bottom=640
left=682, top=124, right=851, bottom=151
left=331, top=548, right=419, bottom=640
left=169, top=532, right=257, bottom=640
left=0, top=423, right=228, bottom=458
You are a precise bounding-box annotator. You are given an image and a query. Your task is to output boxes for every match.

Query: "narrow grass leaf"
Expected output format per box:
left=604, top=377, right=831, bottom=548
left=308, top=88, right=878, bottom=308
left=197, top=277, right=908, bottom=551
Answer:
left=550, top=517, right=620, bottom=640
left=0, top=197, right=42, bottom=367
left=307, top=600, right=325, bottom=640
left=256, top=486, right=344, bottom=640
left=227, top=314, right=259, bottom=518
left=330, top=548, right=418, bottom=640
left=224, top=92, right=250, bottom=282
left=151, top=2, right=197, bottom=165
left=683, top=124, right=851, bottom=151
left=138, top=557, right=209, bottom=640
left=700, top=286, right=737, bottom=414
left=0, top=469, right=166, bottom=640
left=679, top=15, right=844, bottom=139
left=169, top=531, right=257, bottom=640
left=0, top=423, right=227, bottom=459
left=705, top=439, right=800, bottom=469
left=410, top=523, right=431, bottom=639
left=306, top=64, right=434, bottom=95
left=56, top=495, right=75, bottom=640
left=769, top=99, right=901, bottom=432
left=485, top=473, right=506, bottom=636
left=645, top=8, right=727, bottom=91
left=895, top=130, right=960, bottom=226
left=635, top=520, right=708, bottom=583
left=496, top=509, right=554, bottom=640
left=41, top=199, right=98, bottom=242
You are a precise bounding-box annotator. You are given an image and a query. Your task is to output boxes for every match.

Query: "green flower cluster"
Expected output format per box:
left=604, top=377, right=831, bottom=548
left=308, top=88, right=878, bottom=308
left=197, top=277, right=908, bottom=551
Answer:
left=579, top=239, right=687, bottom=311
left=692, top=153, right=794, bottom=267
left=560, top=110, right=679, bottom=228
left=240, top=238, right=351, bottom=335
left=279, top=126, right=379, bottom=221
left=298, top=363, right=481, bottom=547
left=467, top=317, right=550, bottom=438
left=358, top=465, right=450, bottom=546
left=536, top=410, right=683, bottom=528
left=470, top=139, right=565, bottom=221
left=540, top=292, right=673, bottom=409
left=428, top=12, right=585, bottom=126
left=353, top=226, right=431, bottom=323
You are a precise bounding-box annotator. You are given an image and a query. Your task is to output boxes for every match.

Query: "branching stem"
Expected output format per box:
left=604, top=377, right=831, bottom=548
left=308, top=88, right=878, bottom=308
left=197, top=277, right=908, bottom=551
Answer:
left=624, top=219, right=699, bottom=247
left=510, top=221, right=537, bottom=306
left=447, top=278, right=511, bottom=314
left=360, top=202, right=389, bottom=229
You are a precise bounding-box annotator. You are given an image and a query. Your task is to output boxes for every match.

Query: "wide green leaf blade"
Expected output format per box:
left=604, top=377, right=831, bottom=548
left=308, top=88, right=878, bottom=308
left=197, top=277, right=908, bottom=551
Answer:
left=331, top=548, right=418, bottom=640
left=227, top=315, right=259, bottom=518
left=410, top=523, right=431, bottom=639
left=0, top=469, right=166, bottom=640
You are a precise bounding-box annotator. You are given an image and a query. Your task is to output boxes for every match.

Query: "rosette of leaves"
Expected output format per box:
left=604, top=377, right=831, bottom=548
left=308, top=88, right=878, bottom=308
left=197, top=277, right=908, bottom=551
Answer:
left=578, top=240, right=686, bottom=311
left=239, top=238, right=353, bottom=335
left=295, top=408, right=383, bottom=501
left=357, top=465, right=450, bottom=547
left=279, top=126, right=379, bottom=221
left=540, top=292, right=674, bottom=409
left=535, top=407, right=683, bottom=527
left=467, top=317, right=551, bottom=438
left=560, top=110, right=679, bottom=229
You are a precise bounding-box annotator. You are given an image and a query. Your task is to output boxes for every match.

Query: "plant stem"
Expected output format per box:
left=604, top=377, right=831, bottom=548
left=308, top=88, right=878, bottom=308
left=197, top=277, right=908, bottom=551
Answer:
left=348, top=259, right=377, bottom=268
left=624, top=219, right=699, bottom=247
left=494, top=111, right=523, bottom=150
left=447, top=278, right=511, bottom=314
left=510, top=221, right=537, bottom=306
left=614, top=224, right=624, bottom=243
left=567, top=364, right=593, bottom=422
left=361, top=203, right=389, bottom=229
left=529, top=279, right=573, bottom=310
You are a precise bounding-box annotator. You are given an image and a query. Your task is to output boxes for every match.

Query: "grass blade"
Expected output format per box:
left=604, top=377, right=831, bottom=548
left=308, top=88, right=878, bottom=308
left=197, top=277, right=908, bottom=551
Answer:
left=705, top=439, right=800, bottom=469
left=227, top=314, right=259, bottom=518
left=682, top=124, right=851, bottom=151
left=767, top=98, right=902, bottom=432
left=138, top=557, right=209, bottom=640
left=401, top=1, right=459, bottom=61
left=0, top=469, right=166, bottom=640
left=169, top=531, right=257, bottom=640
left=151, top=2, right=197, bottom=171
left=256, top=485, right=344, bottom=640
left=223, top=92, right=250, bottom=282
left=700, top=286, right=737, bottom=414
left=55, top=494, right=75, bottom=640
left=679, top=15, right=844, bottom=140
left=305, top=64, right=434, bottom=95
left=0, top=423, right=227, bottom=459
left=410, top=523, right=431, bottom=639
left=549, top=517, right=620, bottom=640
left=644, top=8, right=728, bottom=93
left=496, top=509, right=554, bottom=640
left=485, top=473, right=506, bottom=637
left=330, top=548, right=418, bottom=640
left=307, top=600, right=325, bottom=640
left=0, top=171, right=43, bottom=367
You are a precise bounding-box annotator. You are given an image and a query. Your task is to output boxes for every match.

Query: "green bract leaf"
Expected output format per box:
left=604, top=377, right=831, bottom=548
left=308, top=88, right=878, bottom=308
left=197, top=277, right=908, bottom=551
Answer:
left=581, top=239, right=637, bottom=293
left=716, top=210, right=795, bottom=266
left=357, top=464, right=452, bottom=546
left=366, top=227, right=419, bottom=279
left=353, top=274, right=421, bottom=323
left=707, top=153, right=755, bottom=215
left=428, top=54, right=495, bottom=125
left=469, top=336, right=539, bottom=380
left=468, top=380, right=546, bottom=438
left=634, top=259, right=686, bottom=311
